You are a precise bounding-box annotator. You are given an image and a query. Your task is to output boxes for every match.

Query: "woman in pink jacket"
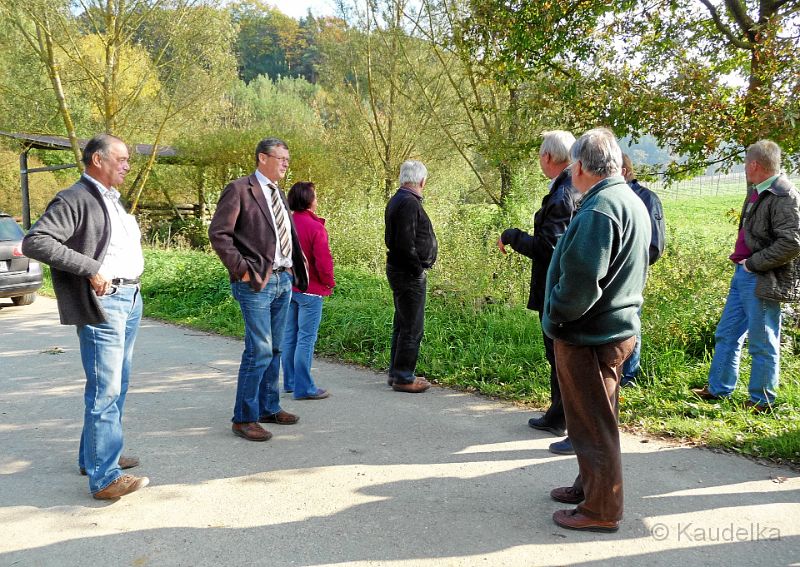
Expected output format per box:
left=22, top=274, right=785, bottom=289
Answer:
left=281, top=181, right=335, bottom=399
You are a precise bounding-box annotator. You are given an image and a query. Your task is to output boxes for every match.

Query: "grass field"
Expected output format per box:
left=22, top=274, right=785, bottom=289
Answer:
left=127, top=192, right=800, bottom=466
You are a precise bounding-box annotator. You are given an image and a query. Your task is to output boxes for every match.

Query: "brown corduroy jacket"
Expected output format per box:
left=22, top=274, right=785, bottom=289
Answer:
left=209, top=174, right=308, bottom=292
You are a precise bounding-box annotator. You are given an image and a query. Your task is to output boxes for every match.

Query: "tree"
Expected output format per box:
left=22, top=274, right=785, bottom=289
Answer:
left=612, top=0, right=800, bottom=172
left=320, top=0, right=436, bottom=198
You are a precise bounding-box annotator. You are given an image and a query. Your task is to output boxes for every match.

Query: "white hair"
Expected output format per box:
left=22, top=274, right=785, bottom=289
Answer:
left=571, top=128, right=623, bottom=177
left=539, top=130, right=576, bottom=164
left=746, top=140, right=781, bottom=174
left=399, top=160, right=427, bottom=187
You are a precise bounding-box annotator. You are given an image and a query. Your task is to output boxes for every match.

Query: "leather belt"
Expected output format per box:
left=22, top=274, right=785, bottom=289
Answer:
left=273, top=266, right=289, bottom=273
left=111, top=277, right=140, bottom=285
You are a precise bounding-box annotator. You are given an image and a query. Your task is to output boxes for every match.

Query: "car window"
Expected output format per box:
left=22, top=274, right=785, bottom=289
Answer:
left=0, top=217, right=25, bottom=241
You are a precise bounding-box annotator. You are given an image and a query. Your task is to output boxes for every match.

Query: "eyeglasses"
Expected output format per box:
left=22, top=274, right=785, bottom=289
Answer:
left=267, top=154, right=290, bottom=164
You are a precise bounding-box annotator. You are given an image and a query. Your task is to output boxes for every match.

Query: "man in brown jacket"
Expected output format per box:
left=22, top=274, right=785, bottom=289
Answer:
left=209, top=137, right=308, bottom=441
left=693, top=139, right=800, bottom=411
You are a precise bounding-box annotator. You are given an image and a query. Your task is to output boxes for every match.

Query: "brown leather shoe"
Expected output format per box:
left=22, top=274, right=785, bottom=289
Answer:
left=92, top=474, right=150, bottom=500
left=691, top=385, right=723, bottom=401
left=392, top=377, right=431, bottom=393
left=80, top=455, right=140, bottom=476
left=550, top=486, right=585, bottom=504
left=232, top=422, right=273, bottom=441
left=258, top=410, right=299, bottom=425
left=553, top=509, right=619, bottom=533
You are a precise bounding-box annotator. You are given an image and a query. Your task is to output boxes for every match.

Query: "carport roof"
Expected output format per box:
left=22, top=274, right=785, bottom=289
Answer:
left=0, top=131, right=179, bottom=161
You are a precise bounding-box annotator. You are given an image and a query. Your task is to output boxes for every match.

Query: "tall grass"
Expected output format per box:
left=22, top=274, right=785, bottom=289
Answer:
left=137, top=192, right=799, bottom=464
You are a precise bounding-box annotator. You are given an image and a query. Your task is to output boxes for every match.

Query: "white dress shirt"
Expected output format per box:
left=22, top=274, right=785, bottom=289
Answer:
left=84, top=173, right=144, bottom=280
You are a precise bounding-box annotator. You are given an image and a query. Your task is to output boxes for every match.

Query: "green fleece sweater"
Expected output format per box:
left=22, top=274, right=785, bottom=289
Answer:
left=542, top=176, right=650, bottom=345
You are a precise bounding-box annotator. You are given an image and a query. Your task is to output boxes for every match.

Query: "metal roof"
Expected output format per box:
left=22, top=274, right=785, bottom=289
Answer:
left=0, top=131, right=179, bottom=160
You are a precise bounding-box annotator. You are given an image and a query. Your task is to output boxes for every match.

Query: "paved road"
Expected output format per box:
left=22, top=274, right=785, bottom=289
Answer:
left=1, top=297, right=798, bottom=566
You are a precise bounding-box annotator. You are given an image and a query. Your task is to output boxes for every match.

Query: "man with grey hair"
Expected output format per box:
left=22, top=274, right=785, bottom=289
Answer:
left=542, top=127, right=650, bottom=532
left=499, top=130, right=580, bottom=453
left=693, top=139, right=800, bottom=411
left=23, top=134, right=149, bottom=499
left=385, top=160, right=438, bottom=393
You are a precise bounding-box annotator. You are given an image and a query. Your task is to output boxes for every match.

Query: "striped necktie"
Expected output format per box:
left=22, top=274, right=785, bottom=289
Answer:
left=268, top=183, right=292, bottom=257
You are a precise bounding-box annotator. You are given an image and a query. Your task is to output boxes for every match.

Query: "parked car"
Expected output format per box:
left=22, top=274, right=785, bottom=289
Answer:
left=0, top=212, right=42, bottom=306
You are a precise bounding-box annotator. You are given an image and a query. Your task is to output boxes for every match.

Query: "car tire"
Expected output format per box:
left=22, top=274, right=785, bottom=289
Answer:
left=11, top=293, right=36, bottom=306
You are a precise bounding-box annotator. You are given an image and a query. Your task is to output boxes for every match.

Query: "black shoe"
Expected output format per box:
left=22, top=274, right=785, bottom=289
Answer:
left=528, top=416, right=566, bottom=437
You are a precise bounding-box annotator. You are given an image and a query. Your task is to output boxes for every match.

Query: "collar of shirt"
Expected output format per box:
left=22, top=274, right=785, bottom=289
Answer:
left=83, top=173, right=121, bottom=201
left=755, top=174, right=780, bottom=194
left=255, top=169, right=279, bottom=190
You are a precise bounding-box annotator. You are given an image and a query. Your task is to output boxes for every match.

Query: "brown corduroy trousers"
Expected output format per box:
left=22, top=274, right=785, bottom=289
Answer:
left=554, top=336, right=636, bottom=522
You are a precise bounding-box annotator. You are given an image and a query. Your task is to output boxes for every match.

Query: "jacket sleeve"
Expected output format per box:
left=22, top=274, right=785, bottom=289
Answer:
left=501, top=187, right=574, bottom=263
left=208, top=183, right=248, bottom=279
left=21, top=195, right=102, bottom=277
left=745, top=196, right=800, bottom=273
left=311, top=225, right=335, bottom=289
left=647, top=193, right=666, bottom=265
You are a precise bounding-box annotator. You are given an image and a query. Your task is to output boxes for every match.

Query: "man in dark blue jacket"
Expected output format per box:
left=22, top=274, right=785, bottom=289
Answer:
left=499, top=130, right=580, bottom=453
left=620, top=153, right=666, bottom=387
left=385, top=160, right=438, bottom=393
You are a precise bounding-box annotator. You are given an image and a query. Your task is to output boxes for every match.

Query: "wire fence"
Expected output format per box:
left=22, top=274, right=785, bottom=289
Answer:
left=648, top=172, right=800, bottom=199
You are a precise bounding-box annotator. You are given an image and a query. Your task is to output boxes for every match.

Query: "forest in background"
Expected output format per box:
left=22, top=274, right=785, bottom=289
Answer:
left=0, top=0, right=798, bottom=220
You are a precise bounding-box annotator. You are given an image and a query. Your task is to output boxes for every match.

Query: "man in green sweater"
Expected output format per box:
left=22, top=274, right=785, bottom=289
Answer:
left=542, top=128, right=650, bottom=533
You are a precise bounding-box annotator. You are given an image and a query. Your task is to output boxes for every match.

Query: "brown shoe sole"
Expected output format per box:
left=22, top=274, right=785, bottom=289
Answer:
left=232, top=425, right=273, bottom=441
left=553, top=509, right=619, bottom=533
left=392, top=379, right=431, bottom=393
left=92, top=475, right=149, bottom=500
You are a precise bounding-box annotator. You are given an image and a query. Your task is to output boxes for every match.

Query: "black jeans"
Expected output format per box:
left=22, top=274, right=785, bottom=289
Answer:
left=387, top=266, right=427, bottom=383
left=538, top=312, right=566, bottom=431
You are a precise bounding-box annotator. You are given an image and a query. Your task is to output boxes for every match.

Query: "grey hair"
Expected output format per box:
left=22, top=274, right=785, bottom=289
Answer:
left=539, top=130, right=576, bottom=164
left=399, top=160, right=427, bottom=187
left=746, top=140, right=781, bottom=174
left=82, top=134, right=125, bottom=167
left=255, top=137, right=289, bottom=167
left=570, top=128, right=623, bottom=177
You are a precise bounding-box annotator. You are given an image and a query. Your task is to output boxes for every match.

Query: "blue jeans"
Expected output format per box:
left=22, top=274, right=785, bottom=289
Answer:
left=231, top=272, right=292, bottom=423
left=281, top=292, right=324, bottom=398
left=708, top=265, right=781, bottom=404
left=77, top=285, right=142, bottom=493
left=621, top=307, right=643, bottom=386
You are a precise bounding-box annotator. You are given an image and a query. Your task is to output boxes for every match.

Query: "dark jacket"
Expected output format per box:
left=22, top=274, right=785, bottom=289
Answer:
left=542, top=176, right=650, bottom=345
left=629, top=179, right=666, bottom=265
left=501, top=169, right=580, bottom=311
left=740, top=175, right=800, bottom=302
left=21, top=176, right=112, bottom=326
left=209, top=174, right=308, bottom=292
left=385, top=187, right=438, bottom=276
left=291, top=209, right=335, bottom=296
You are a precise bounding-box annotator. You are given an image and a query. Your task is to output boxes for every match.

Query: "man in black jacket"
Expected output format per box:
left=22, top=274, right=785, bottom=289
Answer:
left=385, top=160, right=438, bottom=393
left=499, top=130, right=580, bottom=454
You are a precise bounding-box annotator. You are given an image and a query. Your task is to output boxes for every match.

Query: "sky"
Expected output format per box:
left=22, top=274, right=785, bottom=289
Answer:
left=267, top=0, right=337, bottom=19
